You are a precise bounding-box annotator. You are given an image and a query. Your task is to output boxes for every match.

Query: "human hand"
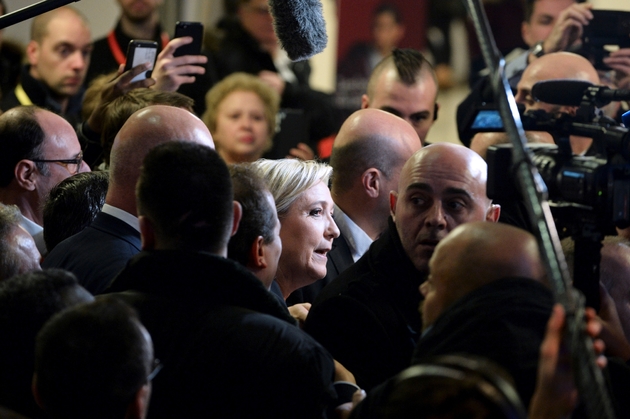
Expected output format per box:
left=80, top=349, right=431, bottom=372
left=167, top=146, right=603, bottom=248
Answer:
left=529, top=303, right=606, bottom=419
left=603, top=48, right=630, bottom=89
left=86, top=62, right=155, bottom=133
left=258, top=70, right=286, bottom=96
left=150, top=37, right=207, bottom=92
left=335, top=389, right=366, bottom=419
left=287, top=142, right=316, bottom=160
left=595, top=283, right=630, bottom=361
left=333, top=359, right=356, bottom=383
left=288, top=302, right=311, bottom=327
left=542, top=3, right=593, bottom=54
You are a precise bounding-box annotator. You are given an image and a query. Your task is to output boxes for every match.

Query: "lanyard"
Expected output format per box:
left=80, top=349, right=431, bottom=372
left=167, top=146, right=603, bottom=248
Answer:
left=107, top=29, right=169, bottom=65
left=15, top=84, right=33, bottom=106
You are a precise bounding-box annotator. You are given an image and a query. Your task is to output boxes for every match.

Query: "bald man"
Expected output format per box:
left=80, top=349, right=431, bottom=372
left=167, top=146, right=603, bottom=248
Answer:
left=470, top=52, right=600, bottom=159
left=415, top=221, right=552, bottom=407
left=305, top=143, right=500, bottom=391
left=43, top=105, right=214, bottom=293
left=287, top=109, right=422, bottom=304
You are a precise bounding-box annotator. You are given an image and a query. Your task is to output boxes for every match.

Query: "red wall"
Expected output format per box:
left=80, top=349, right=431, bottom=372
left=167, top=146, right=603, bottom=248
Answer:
left=336, top=0, right=429, bottom=60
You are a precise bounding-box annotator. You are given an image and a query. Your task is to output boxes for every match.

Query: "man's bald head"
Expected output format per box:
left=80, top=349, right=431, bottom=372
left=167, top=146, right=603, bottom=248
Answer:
left=331, top=109, right=421, bottom=193
left=421, top=222, right=545, bottom=329
left=107, top=105, right=215, bottom=214
left=391, top=143, right=500, bottom=273
left=516, top=52, right=599, bottom=112
left=30, top=6, right=88, bottom=42
left=330, top=109, right=422, bottom=238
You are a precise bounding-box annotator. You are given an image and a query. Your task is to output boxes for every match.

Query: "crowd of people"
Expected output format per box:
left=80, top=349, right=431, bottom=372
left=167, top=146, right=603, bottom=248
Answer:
left=1, top=0, right=630, bottom=418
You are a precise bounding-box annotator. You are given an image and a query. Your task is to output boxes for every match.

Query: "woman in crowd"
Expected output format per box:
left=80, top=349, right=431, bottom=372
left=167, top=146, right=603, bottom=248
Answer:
left=251, top=159, right=340, bottom=303
left=203, top=72, right=279, bottom=164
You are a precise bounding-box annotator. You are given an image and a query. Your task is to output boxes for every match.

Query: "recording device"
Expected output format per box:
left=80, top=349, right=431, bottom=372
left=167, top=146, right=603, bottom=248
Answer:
left=124, top=40, right=158, bottom=82
left=173, top=21, right=203, bottom=57
left=268, top=0, right=328, bottom=61
left=462, top=79, right=630, bottom=138
left=484, top=83, right=630, bottom=310
left=578, top=9, right=630, bottom=70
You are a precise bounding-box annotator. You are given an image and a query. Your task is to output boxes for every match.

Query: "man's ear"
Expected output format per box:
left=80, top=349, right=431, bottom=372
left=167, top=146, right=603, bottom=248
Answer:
left=433, top=102, right=439, bottom=121
left=124, top=383, right=151, bottom=419
left=486, top=204, right=501, bottom=223
left=32, top=374, right=45, bottom=410
left=15, top=160, right=39, bottom=192
left=139, top=216, right=156, bottom=250
left=26, top=40, right=40, bottom=66
left=389, top=191, right=398, bottom=219
left=231, top=201, right=242, bottom=237
left=361, top=168, right=381, bottom=198
left=247, top=236, right=267, bottom=269
left=562, top=105, right=579, bottom=116
left=360, top=94, right=370, bottom=109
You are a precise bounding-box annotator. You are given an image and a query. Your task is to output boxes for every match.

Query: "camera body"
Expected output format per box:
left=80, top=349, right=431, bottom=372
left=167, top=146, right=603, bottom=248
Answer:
left=578, top=9, right=630, bottom=70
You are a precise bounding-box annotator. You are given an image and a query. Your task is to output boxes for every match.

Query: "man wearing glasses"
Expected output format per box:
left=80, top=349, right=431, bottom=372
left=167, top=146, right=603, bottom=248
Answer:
left=0, top=106, right=88, bottom=255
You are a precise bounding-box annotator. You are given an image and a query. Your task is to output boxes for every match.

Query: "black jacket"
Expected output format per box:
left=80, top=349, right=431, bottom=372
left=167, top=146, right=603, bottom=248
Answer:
left=214, top=19, right=337, bottom=143
left=413, top=277, right=554, bottom=408
left=1, top=65, right=84, bottom=128
left=305, top=218, right=423, bottom=390
left=107, top=250, right=337, bottom=419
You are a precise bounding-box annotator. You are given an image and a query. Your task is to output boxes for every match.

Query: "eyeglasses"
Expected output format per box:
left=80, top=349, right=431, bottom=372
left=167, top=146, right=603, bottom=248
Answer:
left=31, top=151, right=83, bottom=175
left=148, top=358, right=162, bottom=382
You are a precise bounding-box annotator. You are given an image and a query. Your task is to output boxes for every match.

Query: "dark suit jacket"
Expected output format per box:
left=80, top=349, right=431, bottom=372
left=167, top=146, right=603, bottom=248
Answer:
left=107, top=250, right=336, bottom=419
left=304, top=218, right=423, bottom=391
left=287, top=231, right=354, bottom=305
left=42, top=212, right=141, bottom=294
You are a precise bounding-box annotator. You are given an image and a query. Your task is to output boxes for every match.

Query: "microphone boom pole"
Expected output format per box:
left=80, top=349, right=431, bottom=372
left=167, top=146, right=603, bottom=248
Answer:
left=0, top=0, right=80, bottom=30
left=463, top=0, right=616, bottom=417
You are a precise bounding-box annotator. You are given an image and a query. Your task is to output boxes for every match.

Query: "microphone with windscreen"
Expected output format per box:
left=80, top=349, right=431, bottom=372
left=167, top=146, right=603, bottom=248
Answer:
left=532, top=79, right=630, bottom=107
left=268, top=0, right=328, bottom=61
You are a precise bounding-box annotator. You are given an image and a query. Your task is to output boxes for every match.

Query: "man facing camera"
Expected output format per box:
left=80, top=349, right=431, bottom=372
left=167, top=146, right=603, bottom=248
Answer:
left=305, top=143, right=500, bottom=391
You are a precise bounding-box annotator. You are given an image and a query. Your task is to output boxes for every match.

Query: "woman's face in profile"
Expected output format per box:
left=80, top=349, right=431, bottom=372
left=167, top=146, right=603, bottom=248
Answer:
left=277, top=180, right=340, bottom=285
left=213, top=90, right=270, bottom=164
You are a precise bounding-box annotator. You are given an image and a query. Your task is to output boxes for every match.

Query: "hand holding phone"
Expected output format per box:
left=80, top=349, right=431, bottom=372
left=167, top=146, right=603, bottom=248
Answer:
left=173, top=21, right=204, bottom=57
left=124, top=40, right=158, bottom=82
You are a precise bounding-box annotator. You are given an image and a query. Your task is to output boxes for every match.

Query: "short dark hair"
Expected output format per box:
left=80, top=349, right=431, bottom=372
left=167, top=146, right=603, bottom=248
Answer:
left=373, top=3, right=402, bottom=24
left=378, top=355, right=525, bottom=419
left=228, top=164, right=277, bottom=266
left=367, top=49, right=437, bottom=98
left=0, top=269, right=92, bottom=417
left=136, top=141, right=233, bottom=252
left=43, top=171, right=109, bottom=251
left=101, top=89, right=194, bottom=166
left=330, top=136, right=406, bottom=193
left=0, top=203, right=22, bottom=281
left=0, top=106, right=49, bottom=187
left=35, top=296, right=152, bottom=419
left=522, top=0, right=583, bottom=23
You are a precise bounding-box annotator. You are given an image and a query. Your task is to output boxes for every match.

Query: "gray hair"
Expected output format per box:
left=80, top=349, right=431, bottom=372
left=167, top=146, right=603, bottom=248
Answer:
left=250, top=159, right=333, bottom=217
left=0, top=204, right=23, bottom=281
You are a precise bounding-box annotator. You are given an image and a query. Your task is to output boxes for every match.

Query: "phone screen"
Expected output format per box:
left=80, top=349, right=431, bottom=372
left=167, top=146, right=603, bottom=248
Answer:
left=125, top=41, right=158, bottom=82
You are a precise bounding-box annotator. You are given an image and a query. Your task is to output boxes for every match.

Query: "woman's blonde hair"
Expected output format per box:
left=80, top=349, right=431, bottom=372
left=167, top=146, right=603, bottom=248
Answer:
left=250, top=159, right=332, bottom=218
left=202, top=72, right=280, bottom=142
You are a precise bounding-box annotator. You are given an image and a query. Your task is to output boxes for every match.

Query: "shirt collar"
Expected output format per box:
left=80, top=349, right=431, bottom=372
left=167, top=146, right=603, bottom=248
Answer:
left=333, top=203, right=373, bottom=262
left=102, top=204, right=140, bottom=232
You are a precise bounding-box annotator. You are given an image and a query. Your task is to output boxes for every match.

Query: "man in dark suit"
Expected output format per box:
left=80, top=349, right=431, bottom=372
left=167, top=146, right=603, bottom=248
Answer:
left=107, top=141, right=341, bottom=418
left=287, top=109, right=422, bottom=305
left=305, top=143, right=501, bottom=391
left=43, top=105, right=215, bottom=294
